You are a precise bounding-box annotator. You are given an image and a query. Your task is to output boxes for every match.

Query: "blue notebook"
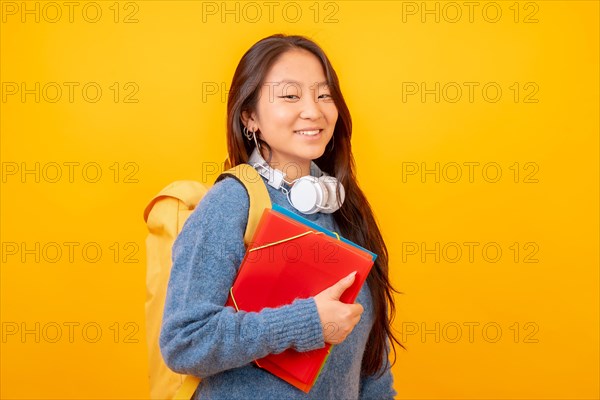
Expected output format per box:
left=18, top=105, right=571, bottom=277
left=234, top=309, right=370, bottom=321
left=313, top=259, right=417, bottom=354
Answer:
left=271, top=203, right=377, bottom=262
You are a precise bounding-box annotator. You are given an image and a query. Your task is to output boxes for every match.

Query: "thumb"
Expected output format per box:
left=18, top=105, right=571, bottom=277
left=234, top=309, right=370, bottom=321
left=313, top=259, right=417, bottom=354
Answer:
left=327, top=271, right=357, bottom=300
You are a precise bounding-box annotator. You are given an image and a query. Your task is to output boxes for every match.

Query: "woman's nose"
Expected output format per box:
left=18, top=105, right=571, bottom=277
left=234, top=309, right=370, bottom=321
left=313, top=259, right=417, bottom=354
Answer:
left=299, top=90, right=324, bottom=119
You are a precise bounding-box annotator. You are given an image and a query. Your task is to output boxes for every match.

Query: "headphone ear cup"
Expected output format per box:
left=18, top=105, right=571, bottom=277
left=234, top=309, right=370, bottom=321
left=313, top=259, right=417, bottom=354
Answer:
left=319, top=175, right=345, bottom=213
left=288, top=176, right=328, bottom=215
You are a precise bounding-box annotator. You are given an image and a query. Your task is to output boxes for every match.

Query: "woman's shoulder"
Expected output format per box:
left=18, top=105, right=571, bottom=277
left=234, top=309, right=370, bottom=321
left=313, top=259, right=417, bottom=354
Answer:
left=183, top=175, right=250, bottom=233
left=203, top=175, right=250, bottom=208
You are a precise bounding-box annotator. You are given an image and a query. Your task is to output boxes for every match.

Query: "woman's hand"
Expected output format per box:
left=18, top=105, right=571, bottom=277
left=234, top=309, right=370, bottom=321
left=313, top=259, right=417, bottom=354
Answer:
left=313, top=271, right=364, bottom=345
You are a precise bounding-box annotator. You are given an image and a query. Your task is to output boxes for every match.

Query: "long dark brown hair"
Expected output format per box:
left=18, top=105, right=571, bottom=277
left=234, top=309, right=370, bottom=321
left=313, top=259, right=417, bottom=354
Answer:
left=224, top=33, right=404, bottom=377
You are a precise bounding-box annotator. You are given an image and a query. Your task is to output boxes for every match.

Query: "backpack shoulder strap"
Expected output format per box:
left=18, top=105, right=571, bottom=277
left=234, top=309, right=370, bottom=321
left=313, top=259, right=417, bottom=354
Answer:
left=216, top=164, right=272, bottom=247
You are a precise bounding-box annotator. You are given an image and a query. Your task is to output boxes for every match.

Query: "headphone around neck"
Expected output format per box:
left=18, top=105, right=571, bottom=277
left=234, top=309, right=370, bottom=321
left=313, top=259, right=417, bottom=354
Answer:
left=248, top=147, right=345, bottom=215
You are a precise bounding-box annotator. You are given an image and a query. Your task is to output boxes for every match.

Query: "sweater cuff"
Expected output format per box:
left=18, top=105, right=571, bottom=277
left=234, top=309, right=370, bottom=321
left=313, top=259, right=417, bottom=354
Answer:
left=262, top=297, right=324, bottom=353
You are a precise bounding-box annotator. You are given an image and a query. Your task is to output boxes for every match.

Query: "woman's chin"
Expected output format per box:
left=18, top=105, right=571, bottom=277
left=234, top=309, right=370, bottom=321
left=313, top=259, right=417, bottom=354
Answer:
left=298, top=147, right=327, bottom=161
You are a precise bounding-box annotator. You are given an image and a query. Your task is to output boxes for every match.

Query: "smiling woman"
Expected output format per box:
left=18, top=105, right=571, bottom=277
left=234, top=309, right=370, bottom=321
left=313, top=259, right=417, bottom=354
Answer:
left=240, top=50, right=338, bottom=182
left=159, top=33, right=402, bottom=400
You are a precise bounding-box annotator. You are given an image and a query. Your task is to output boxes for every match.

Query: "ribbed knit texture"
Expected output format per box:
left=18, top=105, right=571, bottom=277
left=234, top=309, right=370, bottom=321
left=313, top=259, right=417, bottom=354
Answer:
left=159, top=164, right=397, bottom=399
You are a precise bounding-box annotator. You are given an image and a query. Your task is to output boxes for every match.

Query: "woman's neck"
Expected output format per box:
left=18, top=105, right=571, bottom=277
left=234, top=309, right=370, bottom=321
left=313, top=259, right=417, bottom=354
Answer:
left=260, top=152, right=312, bottom=182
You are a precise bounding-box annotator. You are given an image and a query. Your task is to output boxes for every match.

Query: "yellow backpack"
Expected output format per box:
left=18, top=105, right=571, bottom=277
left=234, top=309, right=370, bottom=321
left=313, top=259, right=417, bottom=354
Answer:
left=142, top=164, right=272, bottom=400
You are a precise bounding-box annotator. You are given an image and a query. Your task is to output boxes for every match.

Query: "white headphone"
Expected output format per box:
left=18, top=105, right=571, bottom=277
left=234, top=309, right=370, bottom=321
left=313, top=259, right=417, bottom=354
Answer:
left=248, top=147, right=345, bottom=215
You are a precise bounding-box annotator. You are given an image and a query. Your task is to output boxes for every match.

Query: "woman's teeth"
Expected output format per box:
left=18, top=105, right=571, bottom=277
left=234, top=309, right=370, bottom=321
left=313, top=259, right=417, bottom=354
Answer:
left=295, top=130, right=321, bottom=136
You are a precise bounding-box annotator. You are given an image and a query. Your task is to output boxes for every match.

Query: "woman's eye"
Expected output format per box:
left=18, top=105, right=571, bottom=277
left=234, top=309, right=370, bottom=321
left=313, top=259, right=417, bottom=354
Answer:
left=279, top=95, right=299, bottom=100
left=319, top=94, right=332, bottom=99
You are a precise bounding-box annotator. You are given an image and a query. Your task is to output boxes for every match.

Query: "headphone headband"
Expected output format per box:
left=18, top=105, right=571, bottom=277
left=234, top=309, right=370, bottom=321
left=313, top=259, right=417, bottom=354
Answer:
left=247, top=147, right=345, bottom=214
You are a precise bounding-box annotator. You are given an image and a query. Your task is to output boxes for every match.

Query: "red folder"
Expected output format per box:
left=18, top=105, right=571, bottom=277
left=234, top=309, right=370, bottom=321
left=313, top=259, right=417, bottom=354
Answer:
left=225, top=205, right=376, bottom=392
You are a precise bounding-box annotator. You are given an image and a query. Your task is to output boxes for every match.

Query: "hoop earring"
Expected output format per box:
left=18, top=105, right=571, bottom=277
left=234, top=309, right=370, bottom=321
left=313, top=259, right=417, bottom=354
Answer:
left=243, top=126, right=252, bottom=141
left=243, top=125, right=261, bottom=151
left=251, top=128, right=261, bottom=151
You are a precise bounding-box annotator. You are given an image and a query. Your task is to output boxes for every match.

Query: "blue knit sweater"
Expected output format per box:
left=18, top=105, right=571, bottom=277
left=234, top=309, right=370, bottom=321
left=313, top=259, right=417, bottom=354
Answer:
left=159, top=163, right=397, bottom=399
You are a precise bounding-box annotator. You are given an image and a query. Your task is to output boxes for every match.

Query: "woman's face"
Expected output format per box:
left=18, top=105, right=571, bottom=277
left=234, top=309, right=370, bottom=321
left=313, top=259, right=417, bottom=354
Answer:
left=242, top=49, right=338, bottom=179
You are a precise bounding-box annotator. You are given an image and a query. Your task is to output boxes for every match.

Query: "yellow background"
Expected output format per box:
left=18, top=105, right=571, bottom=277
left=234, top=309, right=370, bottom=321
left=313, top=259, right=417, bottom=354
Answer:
left=1, top=1, right=598, bottom=398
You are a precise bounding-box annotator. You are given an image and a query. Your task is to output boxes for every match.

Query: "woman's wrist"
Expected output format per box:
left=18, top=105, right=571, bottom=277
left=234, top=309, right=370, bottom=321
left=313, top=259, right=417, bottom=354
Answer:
left=262, top=297, right=325, bottom=353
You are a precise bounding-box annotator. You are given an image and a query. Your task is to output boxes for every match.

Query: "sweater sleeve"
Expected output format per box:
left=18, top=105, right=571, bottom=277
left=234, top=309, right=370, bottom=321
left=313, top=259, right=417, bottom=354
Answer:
left=159, top=177, right=325, bottom=378
left=359, top=337, right=397, bottom=399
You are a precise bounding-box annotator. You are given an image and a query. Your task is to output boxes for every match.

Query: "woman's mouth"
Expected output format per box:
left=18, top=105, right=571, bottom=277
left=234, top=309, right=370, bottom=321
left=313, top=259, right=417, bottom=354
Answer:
left=294, top=129, right=323, bottom=137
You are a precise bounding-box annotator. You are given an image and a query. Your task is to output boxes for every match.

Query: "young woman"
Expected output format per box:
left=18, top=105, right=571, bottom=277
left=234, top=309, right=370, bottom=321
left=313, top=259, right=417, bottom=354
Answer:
left=160, top=33, right=401, bottom=399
